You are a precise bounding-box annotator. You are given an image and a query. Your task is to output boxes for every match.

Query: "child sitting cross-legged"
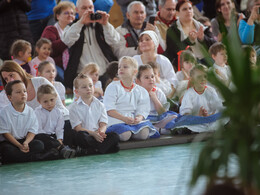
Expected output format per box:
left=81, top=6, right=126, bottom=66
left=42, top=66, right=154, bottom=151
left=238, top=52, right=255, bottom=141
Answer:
left=68, top=74, right=120, bottom=155
left=34, top=85, right=75, bottom=159
left=136, top=65, right=177, bottom=135
left=0, top=80, right=44, bottom=164
left=178, top=64, right=225, bottom=133
left=103, top=56, right=159, bottom=141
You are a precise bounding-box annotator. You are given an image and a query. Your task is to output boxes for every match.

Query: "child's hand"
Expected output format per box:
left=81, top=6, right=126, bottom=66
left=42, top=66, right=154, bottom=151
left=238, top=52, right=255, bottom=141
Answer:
left=149, top=90, right=157, bottom=100
left=19, top=143, right=29, bottom=153
left=134, top=116, right=143, bottom=124
left=199, top=106, right=208, bottom=117
left=92, top=131, right=104, bottom=143
left=182, top=68, right=190, bottom=80
left=123, top=117, right=135, bottom=125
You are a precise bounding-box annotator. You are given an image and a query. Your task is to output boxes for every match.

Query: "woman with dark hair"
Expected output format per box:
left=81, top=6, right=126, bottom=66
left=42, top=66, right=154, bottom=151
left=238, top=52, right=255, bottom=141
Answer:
left=211, top=0, right=245, bottom=41
left=164, top=0, right=216, bottom=69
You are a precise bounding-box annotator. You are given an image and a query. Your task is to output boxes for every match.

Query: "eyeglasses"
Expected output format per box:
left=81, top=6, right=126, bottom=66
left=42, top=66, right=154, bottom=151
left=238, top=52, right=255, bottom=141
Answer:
left=62, top=11, right=75, bottom=16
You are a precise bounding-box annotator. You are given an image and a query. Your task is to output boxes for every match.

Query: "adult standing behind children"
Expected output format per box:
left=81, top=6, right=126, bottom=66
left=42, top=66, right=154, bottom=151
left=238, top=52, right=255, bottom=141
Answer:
left=0, top=0, right=33, bottom=61
left=0, top=61, right=69, bottom=120
left=164, top=0, right=216, bottom=69
left=62, top=0, right=120, bottom=90
left=27, top=0, right=56, bottom=44
left=153, top=0, right=177, bottom=51
left=41, top=2, right=76, bottom=77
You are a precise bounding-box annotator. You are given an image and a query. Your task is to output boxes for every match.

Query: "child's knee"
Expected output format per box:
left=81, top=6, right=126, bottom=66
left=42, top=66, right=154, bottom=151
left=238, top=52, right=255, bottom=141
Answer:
left=132, top=127, right=149, bottom=140
left=119, top=131, right=132, bottom=141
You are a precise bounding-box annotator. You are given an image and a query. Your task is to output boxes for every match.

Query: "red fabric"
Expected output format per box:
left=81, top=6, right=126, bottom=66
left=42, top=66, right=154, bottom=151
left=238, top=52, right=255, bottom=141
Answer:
left=0, top=86, right=3, bottom=91
left=156, top=12, right=176, bottom=27
left=157, top=44, right=164, bottom=54
left=41, top=26, right=68, bottom=69
left=123, top=33, right=131, bottom=47
left=177, top=45, right=190, bottom=71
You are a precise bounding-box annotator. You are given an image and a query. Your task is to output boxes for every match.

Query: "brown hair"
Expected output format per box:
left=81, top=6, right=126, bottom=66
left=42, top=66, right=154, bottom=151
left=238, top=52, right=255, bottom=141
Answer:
left=37, top=84, right=57, bottom=101
left=180, top=50, right=197, bottom=68
left=0, top=60, right=32, bottom=88
left=10, top=40, right=31, bottom=58
left=35, top=38, right=52, bottom=57
left=176, top=0, right=192, bottom=11
left=136, top=64, right=153, bottom=80
left=38, top=61, right=56, bottom=74
left=190, top=63, right=208, bottom=77
left=209, top=42, right=226, bottom=56
left=5, top=80, right=24, bottom=96
left=53, top=1, right=76, bottom=21
left=80, top=63, right=100, bottom=75
left=73, top=73, right=91, bottom=89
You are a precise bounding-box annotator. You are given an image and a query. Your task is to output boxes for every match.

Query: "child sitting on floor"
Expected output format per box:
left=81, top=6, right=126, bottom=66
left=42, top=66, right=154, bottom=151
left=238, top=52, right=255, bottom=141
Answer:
left=136, top=65, right=177, bottom=134
left=68, top=74, right=119, bottom=155
left=176, top=50, right=196, bottom=81
left=179, top=64, right=224, bottom=133
left=0, top=80, right=44, bottom=164
left=10, top=40, right=32, bottom=74
left=38, top=61, right=66, bottom=106
left=35, top=85, right=75, bottom=159
left=103, top=56, right=159, bottom=141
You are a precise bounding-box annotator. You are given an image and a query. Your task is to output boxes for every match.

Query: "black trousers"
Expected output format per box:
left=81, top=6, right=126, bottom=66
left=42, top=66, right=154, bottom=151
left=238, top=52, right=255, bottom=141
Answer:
left=0, top=139, right=44, bottom=164
left=63, top=120, right=119, bottom=154
left=35, top=133, right=61, bottom=151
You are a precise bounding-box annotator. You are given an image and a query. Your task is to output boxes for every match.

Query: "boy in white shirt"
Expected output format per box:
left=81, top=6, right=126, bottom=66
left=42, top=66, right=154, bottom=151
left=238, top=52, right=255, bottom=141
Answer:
left=35, top=85, right=75, bottom=159
left=0, top=80, right=44, bottom=164
left=209, top=42, right=232, bottom=88
left=68, top=74, right=119, bottom=155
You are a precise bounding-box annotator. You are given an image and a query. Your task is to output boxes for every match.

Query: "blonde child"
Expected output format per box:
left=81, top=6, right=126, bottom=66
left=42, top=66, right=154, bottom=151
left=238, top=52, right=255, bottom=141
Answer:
left=136, top=65, right=177, bottom=134
left=10, top=40, right=32, bottom=74
left=103, top=56, right=159, bottom=141
left=29, top=38, right=55, bottom=77
left=179, top=64, right=224, bottom=133
left=209, top=42, right=232, bottom=87
left=68, top=74, right=119, bottom=155
left=0, top=80, right=44, bottom=164
left=35, top=85, right=75, bottom=159
left=79, top=63, right=103, bottom=99
left=38, top=61, right=66, bottom=106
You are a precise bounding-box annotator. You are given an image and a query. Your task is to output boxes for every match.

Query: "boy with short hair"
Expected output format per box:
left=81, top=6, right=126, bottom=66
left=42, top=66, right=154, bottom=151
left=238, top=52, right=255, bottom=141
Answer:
left=68, top=74, right=119, bottom=155
left=0, top=80, right=44, bottom=164
left=209, top=42, right=232, bottom=88
left=35, top=84, right=75, bottom=159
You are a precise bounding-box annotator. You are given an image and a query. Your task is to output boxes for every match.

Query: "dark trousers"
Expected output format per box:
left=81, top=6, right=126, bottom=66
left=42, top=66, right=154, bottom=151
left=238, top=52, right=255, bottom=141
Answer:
left=35, top=134, right=61, bottom=151
left=63, top=120, right=119, bottom=154
left=0, top=139, right=44, bottom=164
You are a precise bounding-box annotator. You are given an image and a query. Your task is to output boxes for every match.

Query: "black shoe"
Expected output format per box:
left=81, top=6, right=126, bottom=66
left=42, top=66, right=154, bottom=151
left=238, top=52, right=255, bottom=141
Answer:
left=60, top=146, right=76, bottom=159
left=75, top=146, right=88, bottom=157
left=171, top=127, right=192, bottom=135
left=33, top=148, right=59, bottom=161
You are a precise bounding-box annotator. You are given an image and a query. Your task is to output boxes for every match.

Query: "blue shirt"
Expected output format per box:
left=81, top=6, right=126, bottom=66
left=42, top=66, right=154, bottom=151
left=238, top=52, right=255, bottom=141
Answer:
left=27, top=0, right=56, bottom=21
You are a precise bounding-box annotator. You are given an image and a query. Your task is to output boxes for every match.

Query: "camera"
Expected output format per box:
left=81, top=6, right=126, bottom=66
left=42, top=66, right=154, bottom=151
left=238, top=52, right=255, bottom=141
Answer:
left=90, top=13, right=102, bottom=20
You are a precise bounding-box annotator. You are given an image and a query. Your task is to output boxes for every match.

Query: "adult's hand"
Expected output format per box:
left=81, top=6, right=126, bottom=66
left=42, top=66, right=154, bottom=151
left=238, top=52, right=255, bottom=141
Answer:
left=248, top=5, right=260, bottom=25
left=145, top=23, right=156, bottom=31
left=79, top=10, right=94, bottom=25
left=95, top=11, right=110, bottom=25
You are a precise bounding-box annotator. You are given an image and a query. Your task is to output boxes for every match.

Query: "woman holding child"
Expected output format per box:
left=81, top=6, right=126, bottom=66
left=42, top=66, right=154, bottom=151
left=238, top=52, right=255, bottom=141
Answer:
left=164, top=0, right=216, bottom=68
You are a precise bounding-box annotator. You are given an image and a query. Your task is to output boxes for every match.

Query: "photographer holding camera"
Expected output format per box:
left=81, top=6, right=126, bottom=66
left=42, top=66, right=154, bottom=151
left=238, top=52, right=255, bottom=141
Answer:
left=61, top=0, right=120, bottom=90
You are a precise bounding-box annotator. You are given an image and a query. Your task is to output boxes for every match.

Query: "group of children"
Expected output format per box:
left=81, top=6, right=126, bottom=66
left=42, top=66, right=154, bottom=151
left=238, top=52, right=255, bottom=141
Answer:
left=0, top=32, right=258, bottom=164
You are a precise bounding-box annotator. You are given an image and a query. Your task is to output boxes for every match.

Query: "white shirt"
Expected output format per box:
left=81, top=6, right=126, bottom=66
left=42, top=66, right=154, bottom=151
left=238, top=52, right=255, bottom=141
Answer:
left=155, top=78, right=172, bottom=97
left=176, top=71, right=185, bottom=81
left=29, top=56, right=55, bottom=77
left=0, top=90, right=9, bottom=112
left=53, top=81, right=66, bottom=101
left=150, top=87, right=169, bottom=115
left=34, top=106, right=64, bottom=140
left=103, top=81, right=150, bottom=126
left=211, top=63, right=232, bottom=87
left=69, top=96, right=108, bottom=130
left=133, top=54, right=178, bottom=89
left=62, top=21, right=120, bottom=75
left=0, top=103, right=38, bottom=139
left=180, top=86, right=223, bottom=116
left=29, top=77, right=69, bottom=119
